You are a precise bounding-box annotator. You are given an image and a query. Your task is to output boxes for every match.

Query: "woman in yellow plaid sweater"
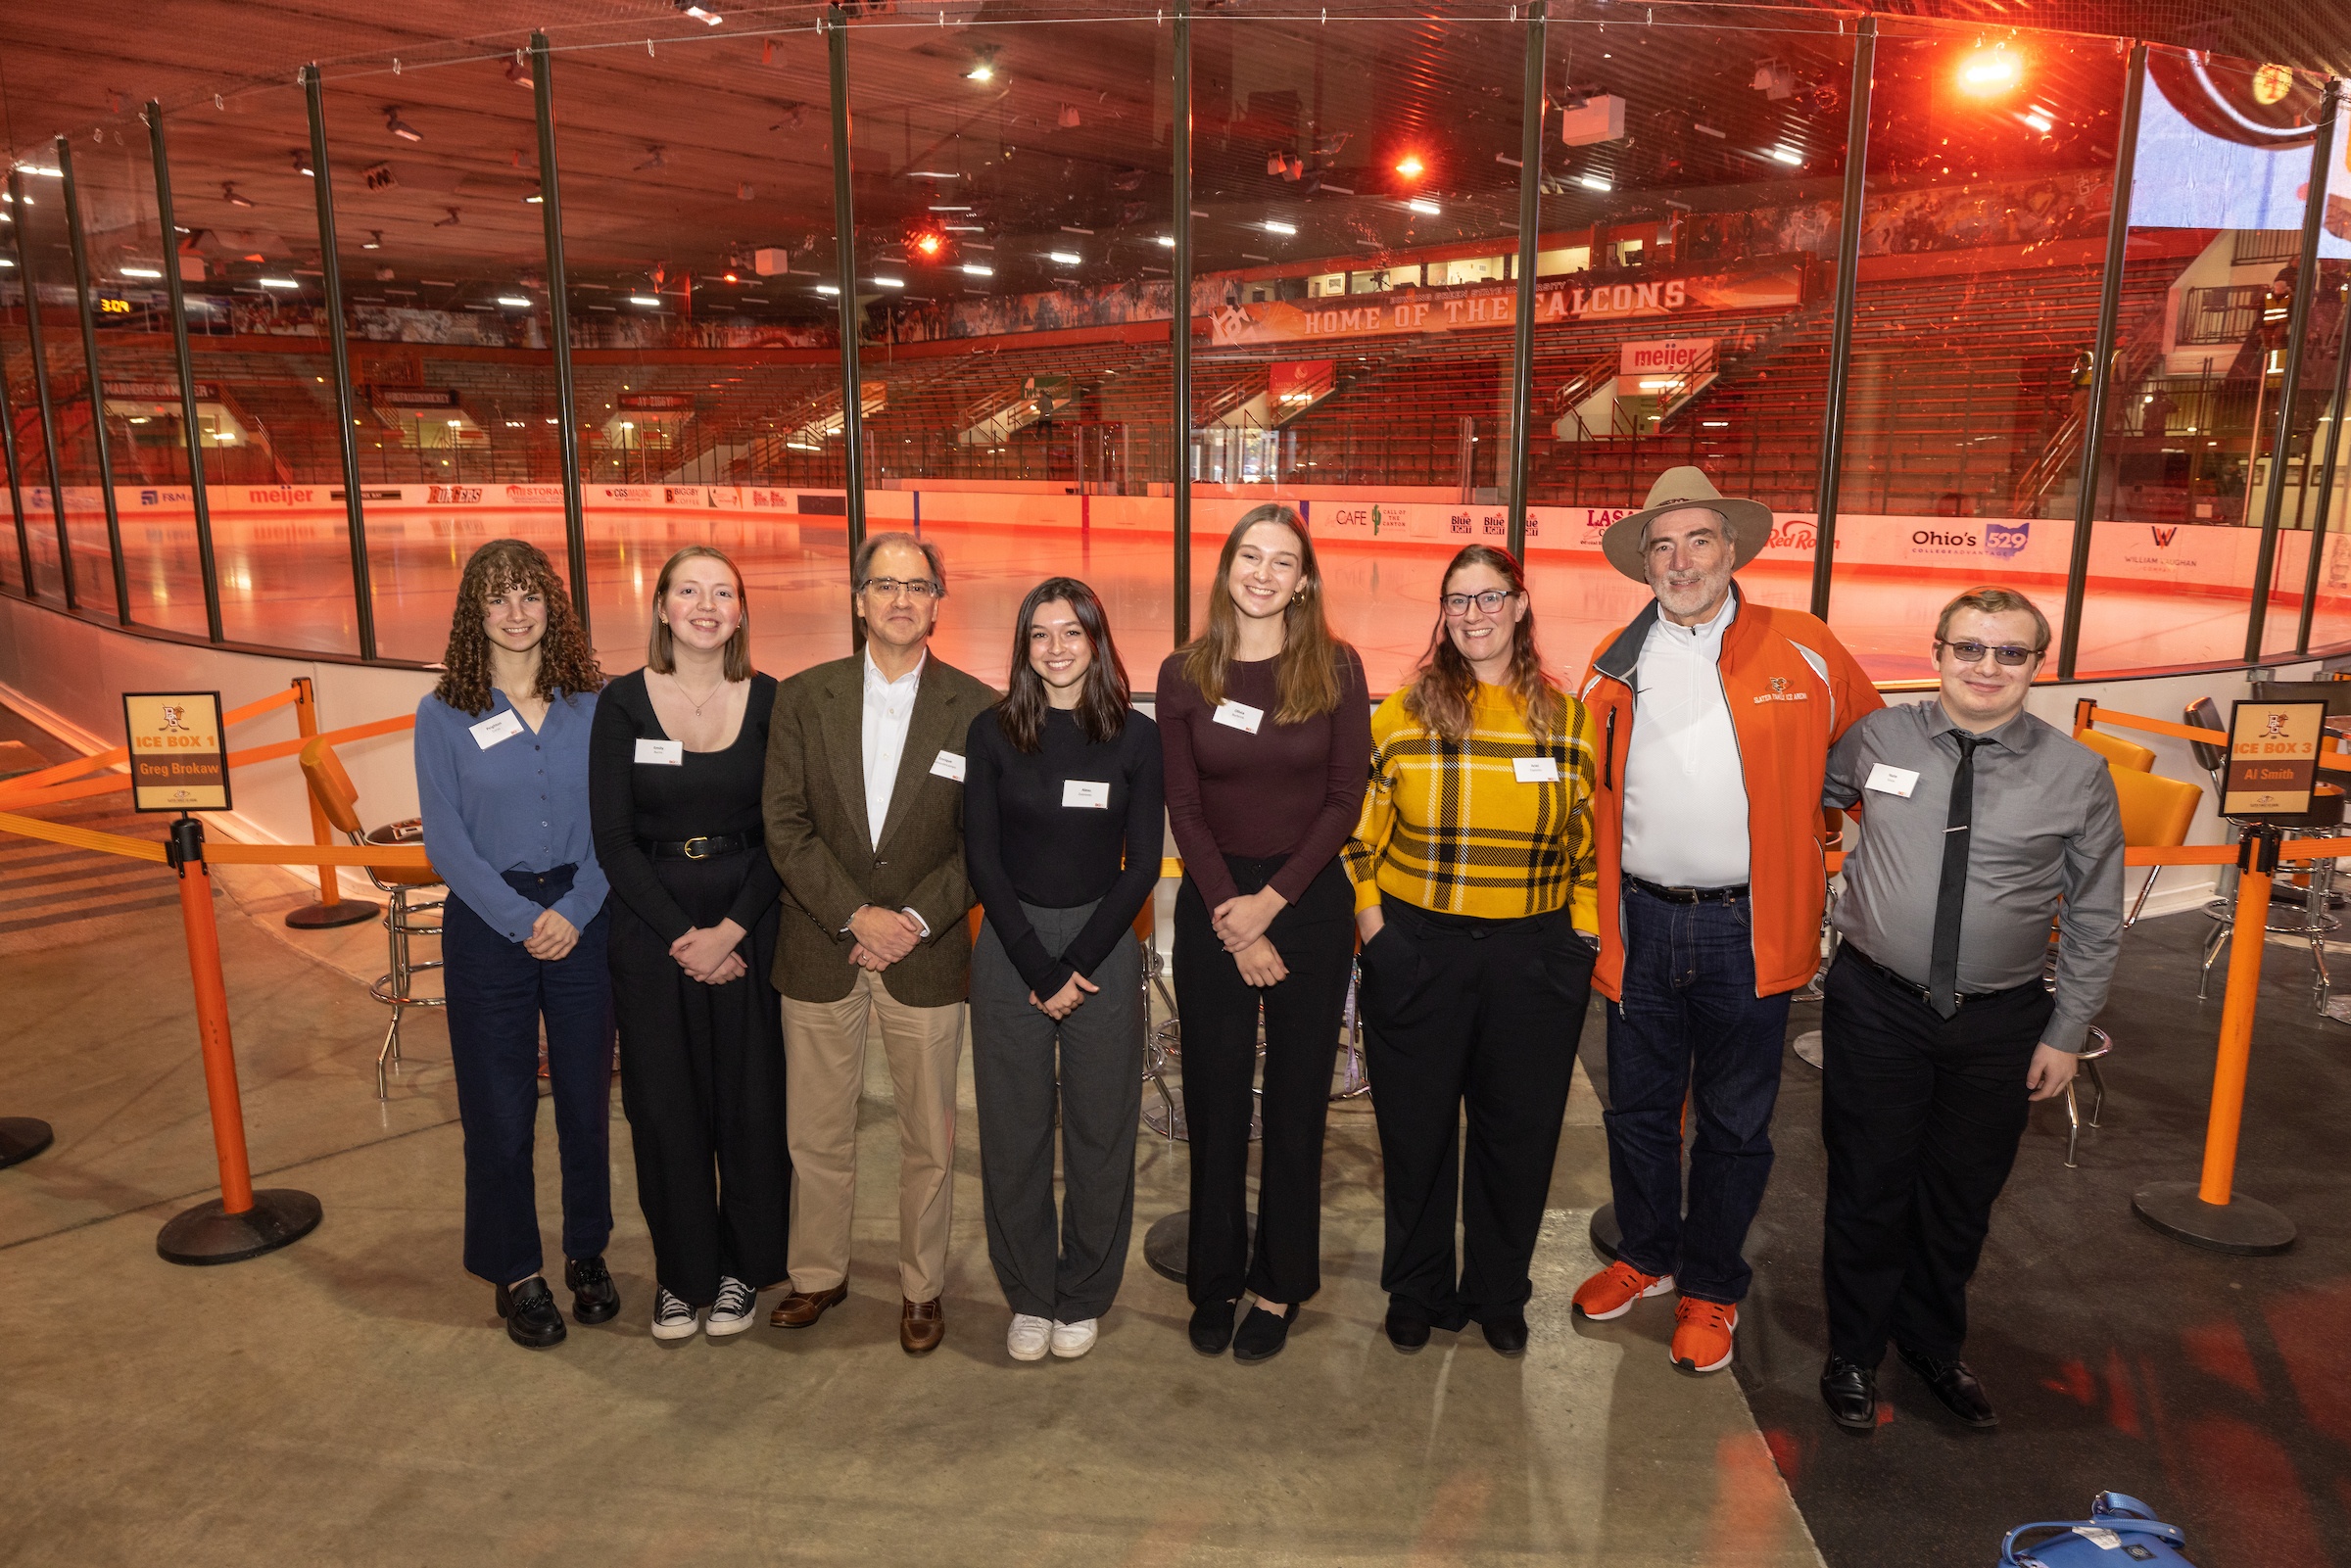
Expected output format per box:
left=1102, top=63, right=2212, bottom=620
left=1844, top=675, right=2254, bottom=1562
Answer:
left=1345, top=543, right=1601, bottom=1356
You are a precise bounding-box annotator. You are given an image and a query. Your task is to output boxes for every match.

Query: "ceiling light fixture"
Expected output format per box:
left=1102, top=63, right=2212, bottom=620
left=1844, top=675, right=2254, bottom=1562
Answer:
left=875, top=277, right=904, bottom=288
left=1263, top=220, right=1296, bottom=236
left=497, top=295, right=531, bottom=307
left=120, top=265, right=163, bottom=278
left=1394, top=154, right=1425, bottom=178
left=1693, top=121, right=1727, bottom=140
left=961, top=263, right=993, bottom=277
left=222, top=182, right=254, bottom=208
left=1047, top=250, right=1081, bottom=264
left=504, top=57, right=533, bottom=88
left=928, top=205, right=971, bottom=213
left=1577, top=173, right=1612, bottom=192
left=1156, top=235, right=1176, bottom=248
left=816, top=283, right=840, bottom=296
left=1407, top=199, right=1440, bottom=216
left=384, top=107, right=422, bottom=142
left=1769, top=145, right=1803, bottom=166
left=361, top=230, right=383, bottom=249
left=291, top=150, right=313, bottom=177
left=258, top=276, right=300, bottom=289
left=674, top=0, right=724, bottom=24
left=629, top=293, right=661, bottom=305
left=17, top=165, right=63, bottom=178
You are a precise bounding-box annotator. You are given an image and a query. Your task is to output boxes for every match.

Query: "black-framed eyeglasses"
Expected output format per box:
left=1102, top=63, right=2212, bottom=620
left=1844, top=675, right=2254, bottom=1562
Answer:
left=1442, top=589, right=1517, bottom=616
left=861, top=576, right=942, bottom=600
left=1938, top=640, right=2039, bottom=667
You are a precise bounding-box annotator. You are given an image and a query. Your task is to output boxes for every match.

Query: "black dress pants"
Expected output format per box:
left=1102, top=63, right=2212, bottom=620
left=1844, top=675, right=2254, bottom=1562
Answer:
left=1820, top=947, right=2054, bottom=1366
left=1360, top=896, right=1595, bottom=1328
left=1174, top=855, right=1355, bottom=1307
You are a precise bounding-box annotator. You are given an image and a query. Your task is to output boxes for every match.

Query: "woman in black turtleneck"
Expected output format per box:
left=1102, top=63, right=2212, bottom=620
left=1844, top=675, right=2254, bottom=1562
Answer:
left=963, top=576, right=1162, bottom=1365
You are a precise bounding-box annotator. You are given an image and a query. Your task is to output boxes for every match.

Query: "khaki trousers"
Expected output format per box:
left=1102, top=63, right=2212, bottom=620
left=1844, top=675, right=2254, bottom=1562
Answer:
left=781, top=969, right=965, bottom=1303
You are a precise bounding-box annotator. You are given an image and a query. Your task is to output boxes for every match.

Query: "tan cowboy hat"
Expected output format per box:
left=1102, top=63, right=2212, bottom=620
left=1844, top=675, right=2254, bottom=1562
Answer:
left=1601, top=466, right=1774, bottom=583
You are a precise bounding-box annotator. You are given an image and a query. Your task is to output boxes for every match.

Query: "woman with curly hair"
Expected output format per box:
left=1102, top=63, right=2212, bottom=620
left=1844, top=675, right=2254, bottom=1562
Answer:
left=414, top=538, right=615, bottom=1351
left=1344, top=544, right=1601, bottom=1359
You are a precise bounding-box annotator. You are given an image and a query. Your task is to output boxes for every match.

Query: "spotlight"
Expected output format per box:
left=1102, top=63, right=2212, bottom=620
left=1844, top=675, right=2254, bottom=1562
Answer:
left=291, top=150, right=313, bottom=177
left=1958, top=48, right=2022, bottom=95
left=966, top=51, right=997, bottom=82
left=504, top=57, right=534, bottom=89
left=674, top=0, right=723, bottom=23
left=384, top=107, right=422, bottom=142
left=222, top=182, right=254, bottom=208
left=1394, top=154, right=1425, bottom=178
left=914, top=232, right=943, bottom=258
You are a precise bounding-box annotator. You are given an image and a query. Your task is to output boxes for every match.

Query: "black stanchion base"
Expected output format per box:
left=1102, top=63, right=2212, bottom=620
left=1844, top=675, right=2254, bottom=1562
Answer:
left=284, top=899, right=379, bottom=930
left=2132, top=1181, right=2296, bottom=1257
left=1588, top=1202, right=1622, bottom=1262
left=157, top=1189, right=322, bottom=1265
left=0, top=1117, right=55, bottom=1168
left=1142, top=1210, right=1257, bottom=1285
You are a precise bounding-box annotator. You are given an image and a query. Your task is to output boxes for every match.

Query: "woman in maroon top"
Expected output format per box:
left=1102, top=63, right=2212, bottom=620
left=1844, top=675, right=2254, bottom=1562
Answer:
left=1158, top=502, right=1371, bottom=1363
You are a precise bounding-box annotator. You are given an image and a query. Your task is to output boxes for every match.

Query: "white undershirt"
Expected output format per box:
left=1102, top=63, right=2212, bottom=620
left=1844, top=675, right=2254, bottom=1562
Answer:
left=861, top=647, right=925, bottom=851
left=1619, top=595, right=1753, bottom=887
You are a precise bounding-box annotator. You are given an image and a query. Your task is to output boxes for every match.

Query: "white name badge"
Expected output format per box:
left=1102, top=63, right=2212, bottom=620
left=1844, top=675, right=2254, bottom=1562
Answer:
left=634, top=738, right=683, bottom=766
left=1513, top=755, right=1561, bottom=784
left=469, top=710, right=525, bottom=750
left=1063, top=779, right=1111, bottom=810
left=1865, top=763, right=1921, bottom=798
left=930, top=749, right=966, bottom=783
left=1212, top=699, right=1265, bottom=735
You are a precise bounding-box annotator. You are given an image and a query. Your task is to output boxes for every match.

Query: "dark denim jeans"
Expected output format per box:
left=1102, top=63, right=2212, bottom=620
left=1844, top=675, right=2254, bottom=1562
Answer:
left=1603, top=884, right=1792, bottom=1305
left=443, top=864, right=615, bottom=1287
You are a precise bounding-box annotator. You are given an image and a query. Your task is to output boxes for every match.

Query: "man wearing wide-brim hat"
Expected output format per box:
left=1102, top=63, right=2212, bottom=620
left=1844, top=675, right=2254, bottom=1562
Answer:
left=1567, top=466, right=1882, bottom=1377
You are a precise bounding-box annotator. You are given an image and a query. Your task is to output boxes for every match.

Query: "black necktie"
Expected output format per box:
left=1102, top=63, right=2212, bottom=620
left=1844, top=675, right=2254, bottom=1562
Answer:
left=1927, top=734, right=1989, bottom=1019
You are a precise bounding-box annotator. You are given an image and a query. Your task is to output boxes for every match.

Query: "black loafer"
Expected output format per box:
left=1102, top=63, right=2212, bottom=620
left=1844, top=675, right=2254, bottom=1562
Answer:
left=1384, top=1304, right=1433, bottom=1354
left=1189, top=1297, right=1237, bottom=1356
left=495, top=1276, right=568, bottom=1349
left=564, top=1255, right=620, bottom=1325
left=1897, top=1345, right=1998, bottom=1428
left=1481, top=1313, right=1530, bottom=1357
left=1231, top=1302, right=1299, bottom=1364
left=1820, top=1356, right=1879, bottom=1433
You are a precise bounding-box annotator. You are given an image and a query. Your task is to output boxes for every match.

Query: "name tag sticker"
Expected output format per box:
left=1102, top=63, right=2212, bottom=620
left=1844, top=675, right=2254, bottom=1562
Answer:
left=930, top=749, right=966, bottom=783
left=1865, top=763, right=1921, bottom=798
left=469, top=710, right=525, bottom=750
left=634, top=738, right=683, bottom=766
left=1212, top=699, right=1265, bottom=735
left=1513, top=755, right=1561, bottom=784
left=1062, top=780, right=1111, bottom=810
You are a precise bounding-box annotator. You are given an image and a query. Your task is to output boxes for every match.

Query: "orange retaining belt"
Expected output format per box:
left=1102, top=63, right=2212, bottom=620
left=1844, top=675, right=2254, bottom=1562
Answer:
left=2087, top=704, right=2351, bottom=774
left=0, top=685, right=302, bottom=796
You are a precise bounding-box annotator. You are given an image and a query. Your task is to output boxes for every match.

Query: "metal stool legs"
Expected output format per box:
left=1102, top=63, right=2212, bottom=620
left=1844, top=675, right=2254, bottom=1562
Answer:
left=2062, top=1027, right=2112, bottom=1169
left=370, top=885, right=445, bottom=1099
left=1330, top=959, right=1369, bottom=1101
left=1140, top=939, right=1186, bottom=1140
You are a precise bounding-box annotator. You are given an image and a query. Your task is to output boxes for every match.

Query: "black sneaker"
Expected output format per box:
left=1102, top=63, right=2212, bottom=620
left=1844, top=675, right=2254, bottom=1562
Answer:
left=1189, top=1297, right=1237, bottom=1356
left=1231, top=1302, right=1299, bottom=1364
left=496, top=1276, right=568, bottom=1349
left=565, top=1255, right=620, bottom=1325
left=649, top=1287, right=700, bottom=1342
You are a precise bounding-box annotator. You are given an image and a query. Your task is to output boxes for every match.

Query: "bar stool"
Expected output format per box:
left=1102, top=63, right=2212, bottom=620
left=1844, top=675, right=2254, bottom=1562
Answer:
left=1131, top=900, right=1188, bottom=1139
left=299, top=736, right=446, bottom=1098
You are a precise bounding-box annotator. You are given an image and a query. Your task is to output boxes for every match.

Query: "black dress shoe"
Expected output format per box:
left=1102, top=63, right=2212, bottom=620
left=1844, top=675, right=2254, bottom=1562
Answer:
left=1819, top=1357, right=1879, bottom=1433
left=1481, top=1313, right=1530, bottom=1357
left=1384, top=1304, right=1433, bottom=1354
left=1230, top=1302, right=1299, bottom=1363
left=1897, top=1345, right=1999, bottom=1428
left=1189, top=1298, right=1237, bottom=1356
left=564, top=1255, right=620, bottom=1325
left=495, top=1276, right=568, bottom=1349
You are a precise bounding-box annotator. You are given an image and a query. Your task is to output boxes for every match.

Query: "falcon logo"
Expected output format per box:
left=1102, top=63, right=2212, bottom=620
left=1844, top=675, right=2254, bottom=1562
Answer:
left=1769, top=677, right=1788, bottom=693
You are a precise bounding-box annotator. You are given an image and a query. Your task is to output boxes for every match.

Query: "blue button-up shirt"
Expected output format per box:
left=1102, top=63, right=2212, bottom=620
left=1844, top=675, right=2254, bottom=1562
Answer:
left=415, top=688, right=607, bottom=943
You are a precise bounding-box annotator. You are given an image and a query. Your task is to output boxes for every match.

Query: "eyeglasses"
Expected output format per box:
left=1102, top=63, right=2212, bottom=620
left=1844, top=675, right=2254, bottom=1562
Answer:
left=861, top=576, right=941, bottom=600
left=1441, top=589, right=1517, bottom=616
left=1938, top=640, right=2040, bottom=667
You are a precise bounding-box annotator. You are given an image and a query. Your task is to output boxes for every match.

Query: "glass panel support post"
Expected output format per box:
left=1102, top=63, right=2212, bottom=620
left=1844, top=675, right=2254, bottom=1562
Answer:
left=9, top=171, right=77, bottom=610
left=2244, top=78, right=2341, bottom=663
left=2057, top=43, right=2147, bottom=680
left=1173, top=0, right=1194, bottom=645
left=146, top=104, right=223, bottom=642
left=824, top=5, right=868, bottom=649
left=55, top=139, right=131, bottom=624
left=2295, top=282, right=2351, bottom=654
left=1505, top=1, right=1547, bottom=561
left=1809, top=17, right=1876, bottom=621
left=303, top=64, right=378, bottom=661
left=530, top=34, right=593, bottom=641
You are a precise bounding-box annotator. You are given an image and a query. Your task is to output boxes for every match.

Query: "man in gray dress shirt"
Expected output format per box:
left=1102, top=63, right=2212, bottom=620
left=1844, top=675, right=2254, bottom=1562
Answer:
left=1815, top=586, right=2123, bottom=1434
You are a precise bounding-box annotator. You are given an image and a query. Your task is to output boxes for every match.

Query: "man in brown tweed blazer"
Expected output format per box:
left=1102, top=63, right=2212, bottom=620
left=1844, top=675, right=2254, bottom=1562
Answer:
left=762, top=532, right=995, bottom=1354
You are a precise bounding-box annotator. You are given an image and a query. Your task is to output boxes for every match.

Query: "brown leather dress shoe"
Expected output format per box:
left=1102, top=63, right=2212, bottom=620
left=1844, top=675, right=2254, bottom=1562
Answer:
left=768, top=1282, right=849, bottom=1329
left=900, top=1296, right=945, bottom=1354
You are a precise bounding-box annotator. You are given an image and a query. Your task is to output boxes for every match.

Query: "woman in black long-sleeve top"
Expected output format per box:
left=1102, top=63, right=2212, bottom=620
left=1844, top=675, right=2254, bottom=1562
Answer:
left=588, top=545, right=787, bottom=1343
left=964, top=576, right=1163, bottom=1363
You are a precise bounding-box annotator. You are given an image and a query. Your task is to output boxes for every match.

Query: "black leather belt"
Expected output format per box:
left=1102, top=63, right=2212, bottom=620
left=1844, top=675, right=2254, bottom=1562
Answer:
left=646, top=831, right=762, bottom=861
left=1626, top=876, right=1750, bottom=905
left=1842, top=943, right=2004, bottom=1009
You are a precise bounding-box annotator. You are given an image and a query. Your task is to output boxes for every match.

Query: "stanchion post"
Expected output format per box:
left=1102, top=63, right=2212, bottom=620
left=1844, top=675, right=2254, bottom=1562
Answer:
left=282, top=677, right=376, bottom=929
left=156, top=816, right=323, bottom=1263
left=2133, top=824, right=2297, bottom=1255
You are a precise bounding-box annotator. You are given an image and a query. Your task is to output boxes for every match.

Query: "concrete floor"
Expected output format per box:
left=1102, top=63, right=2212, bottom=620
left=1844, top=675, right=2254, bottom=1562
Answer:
left=0, top=865, right=1821, bottom=1567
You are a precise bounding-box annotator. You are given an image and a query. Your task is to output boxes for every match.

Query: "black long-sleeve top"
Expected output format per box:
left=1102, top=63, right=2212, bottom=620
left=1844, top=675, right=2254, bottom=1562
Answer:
left=588, top=668, right=782, bottom=943
left=963, top=702, right=1164, bottom=996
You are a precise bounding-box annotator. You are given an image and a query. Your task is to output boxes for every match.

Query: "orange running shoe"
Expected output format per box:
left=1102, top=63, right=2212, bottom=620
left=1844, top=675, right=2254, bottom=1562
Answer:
left=1670, top=1297, right=1739, bottom=1373
left=1571, top=1259, right=1675, bottom=1321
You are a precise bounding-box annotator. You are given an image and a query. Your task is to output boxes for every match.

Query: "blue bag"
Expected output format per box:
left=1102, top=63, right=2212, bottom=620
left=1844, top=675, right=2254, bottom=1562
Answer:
left=1998, top=1493, right=2193, bottom=1566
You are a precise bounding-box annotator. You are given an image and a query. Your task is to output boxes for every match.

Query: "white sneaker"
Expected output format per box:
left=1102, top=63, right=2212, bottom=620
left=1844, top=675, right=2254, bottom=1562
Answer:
left=705, top=1276, right=757, bottom=1337
left=650, top=1287, right=700, bottom=1342
left=1007, top=1313, right=1052, bottom=1361
left=1050, top=1318, right=1098, bottom=1359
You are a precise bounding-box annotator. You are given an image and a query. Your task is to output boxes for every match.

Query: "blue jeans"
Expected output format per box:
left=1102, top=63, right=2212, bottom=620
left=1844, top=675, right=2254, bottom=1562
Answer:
left=443, top=865, right=615, bottom=1286
left=1603, top=885, right=1792, bottom=1305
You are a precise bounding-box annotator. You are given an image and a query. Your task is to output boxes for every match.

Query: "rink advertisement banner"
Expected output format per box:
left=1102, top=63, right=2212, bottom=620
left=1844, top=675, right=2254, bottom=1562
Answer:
left=122, top=690, right=231, bottom=814
left=1206, top=265, right=1805, bottom=348
left=2222, top=699, right=2327, bottom=816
